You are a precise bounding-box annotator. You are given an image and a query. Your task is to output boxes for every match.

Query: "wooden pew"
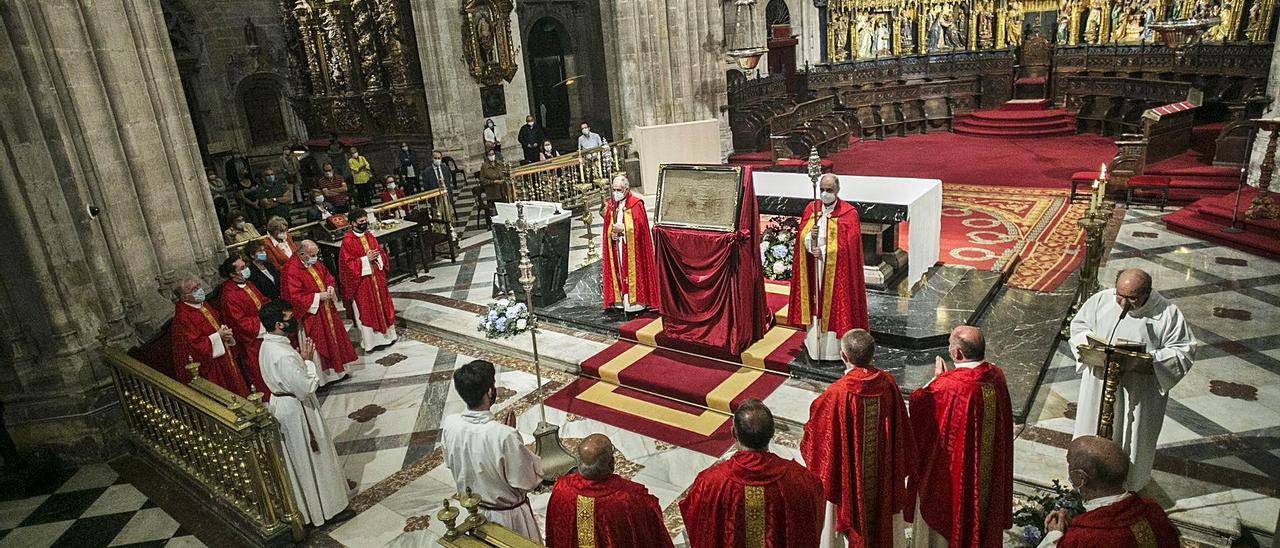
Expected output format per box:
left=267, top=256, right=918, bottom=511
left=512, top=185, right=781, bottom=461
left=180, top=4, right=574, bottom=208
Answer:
left=768, top=95, right=852, bottom=159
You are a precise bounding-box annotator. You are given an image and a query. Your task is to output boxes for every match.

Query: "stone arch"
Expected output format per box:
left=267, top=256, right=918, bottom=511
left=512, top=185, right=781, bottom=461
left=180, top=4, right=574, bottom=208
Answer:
left=767, top=0, right=792, bottom=28
left=235, top=72, right=290, bottom=148
left=525, top=16, right=575, bottom=138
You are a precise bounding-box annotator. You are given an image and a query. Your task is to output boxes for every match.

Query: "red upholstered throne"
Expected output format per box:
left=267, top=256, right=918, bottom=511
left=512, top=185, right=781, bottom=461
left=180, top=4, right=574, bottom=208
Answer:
left=1014, top=32, right=1051, bottom=100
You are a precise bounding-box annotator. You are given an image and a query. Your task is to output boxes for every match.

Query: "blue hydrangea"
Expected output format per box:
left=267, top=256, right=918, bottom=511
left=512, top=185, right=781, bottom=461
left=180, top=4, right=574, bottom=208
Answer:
left=488, top=310, right=499, bottom=321
left=771, top=244, right=788, bottom=259
left=495, top=317, right=507, bottom=331
left=505, top=306, right=521, bottom=319
left=1022, top=525, right=1042, bottom=544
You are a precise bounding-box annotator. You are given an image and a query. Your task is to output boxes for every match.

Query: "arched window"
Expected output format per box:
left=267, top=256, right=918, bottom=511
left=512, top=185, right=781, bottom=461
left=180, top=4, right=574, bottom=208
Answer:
left=766, top=0, right=792, bottom=28
left=240, top=78, right=287, bottom=146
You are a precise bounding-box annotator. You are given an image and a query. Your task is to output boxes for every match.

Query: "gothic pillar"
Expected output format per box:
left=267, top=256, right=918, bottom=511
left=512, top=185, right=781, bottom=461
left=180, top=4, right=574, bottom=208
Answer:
left=0, top=0, right=220, bottom=463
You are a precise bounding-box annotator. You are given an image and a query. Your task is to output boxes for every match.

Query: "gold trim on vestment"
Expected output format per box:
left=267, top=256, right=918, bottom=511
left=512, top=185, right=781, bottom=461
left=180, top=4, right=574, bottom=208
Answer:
left=576, top=496, right=596, bottom=548
left=355, top=233, right=388, bottom=328
left=1130, top=519, right=1157, bottom=548
left=978, top=384, right=996, bottom=516
left=745, top=485, right=766, bottom=548
left=862, top=397, right=880, bottom=538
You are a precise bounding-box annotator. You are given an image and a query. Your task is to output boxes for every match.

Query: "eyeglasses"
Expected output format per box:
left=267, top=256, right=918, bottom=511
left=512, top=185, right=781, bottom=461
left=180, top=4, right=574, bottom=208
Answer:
left=1115, top=290, right=1149, bottom=302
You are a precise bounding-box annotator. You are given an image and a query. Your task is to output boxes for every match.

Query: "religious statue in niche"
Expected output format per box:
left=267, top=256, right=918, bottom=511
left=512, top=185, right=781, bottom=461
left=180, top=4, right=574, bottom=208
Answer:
left=1084, top=0, right=1105, bottom=42
left=856, top=13, right=875, bottom=57
left=951, top=3, right=969, bottom=48
left=874, top=14, right=893, bottom=55
left=461, top=0, right=518, bottom=86
left=1006, top=0, right=1025, bottom=46
left=927, top=5, right=952, bottom=50
left=830, top=9, right=851, bottom=62
left=977, top=0, right=996, bottom=48
left=1057, top=2, right=1074, bottom=43
left=900, top=6, right=917, bottom=53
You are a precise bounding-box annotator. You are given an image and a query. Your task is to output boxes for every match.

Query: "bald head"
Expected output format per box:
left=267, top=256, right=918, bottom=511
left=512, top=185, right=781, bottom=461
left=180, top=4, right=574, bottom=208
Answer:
left=299, top=239, right=319, bottom=254
left=733, top=399, right=775, bottom=452
left=840, top=329, right=875, bottom=367
left=1114, top=268, right=1153, bottom=309
left=818, top=173, right=840, bottom=193
left=949, top=325, right=985, bottom=362
left=577, top=433, right=615, bottom=480
left=1067, top=435, right=1129, bottom=496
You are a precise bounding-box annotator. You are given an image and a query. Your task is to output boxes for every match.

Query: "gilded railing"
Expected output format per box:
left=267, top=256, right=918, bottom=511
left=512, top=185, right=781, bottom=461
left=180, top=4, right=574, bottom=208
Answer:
left=505, top=139, right=632, bottom=209
left=104, top=347, right=305, bottom=542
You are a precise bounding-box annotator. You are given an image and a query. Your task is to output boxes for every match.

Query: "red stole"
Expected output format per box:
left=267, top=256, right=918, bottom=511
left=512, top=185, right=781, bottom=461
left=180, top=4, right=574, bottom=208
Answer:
left=280, top=255, right=356, bottom=372
left=1059, top=494, right=1180, bottom=548
left=801, top=367, right=914, bottom=547
left=907, top=362, right=1014, bottom=548
left=264, top=234, right=298, bottom=272
left=545, top=473, right=674, bottom=548
left=338, top=230, right=395, bottom=333
left=170, top=302, right=249, bottom=397
left=601, top=194, right=659, bottom=310
left=679, top=451, right=823, bottom=548
left=218, top=280, right=271, bottom=400
left=788, top=200, right=870, bottom=335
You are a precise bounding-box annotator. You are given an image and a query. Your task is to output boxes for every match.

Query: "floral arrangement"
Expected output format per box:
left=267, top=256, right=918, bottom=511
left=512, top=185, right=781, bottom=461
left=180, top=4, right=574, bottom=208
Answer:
left=1011, top=479, right=1085, bottom=546
left=759, top=216, right=800, bottom=280
left=477, top=298, right=532, bottom=339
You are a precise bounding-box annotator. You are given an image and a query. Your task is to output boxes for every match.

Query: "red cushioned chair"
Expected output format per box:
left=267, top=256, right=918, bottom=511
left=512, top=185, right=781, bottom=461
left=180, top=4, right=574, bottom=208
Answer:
left=1070, top=171, right=1101, bottom=202
left=1013, top=32, right=1052, bottom=100
left=1125, top=175, right=1172, bottom=210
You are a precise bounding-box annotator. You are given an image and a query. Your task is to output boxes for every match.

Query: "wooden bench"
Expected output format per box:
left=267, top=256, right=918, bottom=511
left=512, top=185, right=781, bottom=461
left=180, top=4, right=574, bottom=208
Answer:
left=768, top=95, right=852, bottom=160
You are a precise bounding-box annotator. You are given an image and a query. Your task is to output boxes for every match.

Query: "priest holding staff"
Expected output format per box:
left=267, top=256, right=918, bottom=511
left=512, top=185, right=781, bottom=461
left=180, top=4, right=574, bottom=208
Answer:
left=789, top=173, right=870, bottom=360
left=601, top=174, right=658, bottom=312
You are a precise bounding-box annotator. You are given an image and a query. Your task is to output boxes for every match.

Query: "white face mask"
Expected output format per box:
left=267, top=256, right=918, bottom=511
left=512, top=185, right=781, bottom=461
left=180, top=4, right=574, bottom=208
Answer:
left=401, top=145, right=408, bottom=151
left=324, top=170, right=333, bottom=177
left=544, top=144, right=553, bottom=151
left=314, top=195, right=324, bottom=203
left=612, top=190, right=626, bottom=202
left=351, top=152, right=358, bottom=158
left=582, top=128, right=591, bottom=135
left=235, top=221, right=246, bottom=229
left=486, top=156, right=496, bottom=162
left=820, top=190, right=837, bottom=205
left=386, top=184, right=396, bottom=190
left=238, top=267, right=252, bottom=279
left=527, top=121, right=534, bottom=127
left=433, top=158, right=442, bottom=166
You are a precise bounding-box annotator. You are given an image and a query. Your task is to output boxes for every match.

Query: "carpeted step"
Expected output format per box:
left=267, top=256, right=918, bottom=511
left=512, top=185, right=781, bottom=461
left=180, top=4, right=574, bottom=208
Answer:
left=1163, top=190, right=1280, bottom=259
left=963, top=109, right=1074, bottom=121
left=955, top=117, right=1078, bottom=131
left=618, top=316, right=802, bottom=373
left=953, top=124, right=1076, bottom=137
left=999, top=99, right=1051, bottom=111
left=1145, top=164, right=1242, bottom=179
left=1167, top=177, right=1241, bottom=191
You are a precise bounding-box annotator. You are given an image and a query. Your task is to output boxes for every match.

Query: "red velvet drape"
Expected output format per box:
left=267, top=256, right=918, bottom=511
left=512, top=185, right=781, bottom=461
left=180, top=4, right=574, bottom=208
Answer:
left=652, top=165, right=769, bottom=355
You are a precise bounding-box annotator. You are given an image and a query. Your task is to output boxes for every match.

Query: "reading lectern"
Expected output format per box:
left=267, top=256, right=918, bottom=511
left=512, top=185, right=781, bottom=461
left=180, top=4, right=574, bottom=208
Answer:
left=1077, top=334, right=1153, bottom=438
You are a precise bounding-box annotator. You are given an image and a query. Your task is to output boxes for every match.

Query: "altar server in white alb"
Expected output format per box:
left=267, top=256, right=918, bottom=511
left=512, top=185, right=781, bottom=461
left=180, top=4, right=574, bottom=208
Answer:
left=257, top=300, right=351, bottom=526
left=1069, top=268, right=1195, bottom=491
left=441, top=360, right=544, bottom=541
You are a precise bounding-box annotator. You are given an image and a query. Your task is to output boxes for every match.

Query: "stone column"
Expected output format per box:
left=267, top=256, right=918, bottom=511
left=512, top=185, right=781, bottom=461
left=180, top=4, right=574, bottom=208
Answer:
left=1247, top=38, right=1280, bottom=187
left=410, top=0, right=533, bottom=170
left=794, top=0, right=821, bottom=67
left=0, top=0, right=220, bottom=462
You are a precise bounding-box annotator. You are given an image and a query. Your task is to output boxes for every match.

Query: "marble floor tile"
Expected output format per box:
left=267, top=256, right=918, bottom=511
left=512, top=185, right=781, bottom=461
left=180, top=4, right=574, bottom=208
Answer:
left=375, top=383, right=430, bottom=412
left=0, top=520, right=73, bottom=548
left=1099, top=256, right=1215, bottom=291
left=162, top=536, right=207, bottom=548
left=379, top=475, right=456, bottom=519
left=54, top=464, right=118, bottom=493
left=0, top=495, right=48, bottom=531
left=330, top=503, right=407, bottom=548
left=1175, top=393, right=1280, bottom=434
left=320, top=390, right=380, bottom=420
left=344, top=445, right=411, bottom=490
left=107, top=508, right=180, bottom=546
left=80, top=484, right=149, bottom=518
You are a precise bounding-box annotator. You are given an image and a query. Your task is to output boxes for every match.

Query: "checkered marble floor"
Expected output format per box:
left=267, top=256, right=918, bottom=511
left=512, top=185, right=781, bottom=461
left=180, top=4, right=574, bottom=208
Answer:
left=0, top=464, right=203, bottom=548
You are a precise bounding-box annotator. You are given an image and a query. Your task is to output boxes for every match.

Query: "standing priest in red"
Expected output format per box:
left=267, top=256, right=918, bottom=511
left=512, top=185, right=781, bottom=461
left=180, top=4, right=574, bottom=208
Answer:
left=908, top=326, right=1013, bottom=548
left=802, top=329, right=914, bottom=548
left=545, top=434, right=673, bottom=548
left=681, top=400, right=823, bottom=548
left=171, top=275, right=249, bottom=396
left=601, top=174, right=658, bottom=312
left=218, top=257, right=271, bottom=399
left=281, top=240, right=354, bottom=384
left=1038, top=436, right=1179, bottom=547
left=338, top=209, right=397, bottom=352
left=788, top=173, right=869, bottom=361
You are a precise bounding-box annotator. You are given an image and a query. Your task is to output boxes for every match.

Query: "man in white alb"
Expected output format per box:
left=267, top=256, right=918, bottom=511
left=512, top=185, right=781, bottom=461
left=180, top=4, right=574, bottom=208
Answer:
left=441, top=360, right=544, bottom=541
left=257, top=300, right=351, bottom=526
left=1069, top=268, right=1195, bottom=491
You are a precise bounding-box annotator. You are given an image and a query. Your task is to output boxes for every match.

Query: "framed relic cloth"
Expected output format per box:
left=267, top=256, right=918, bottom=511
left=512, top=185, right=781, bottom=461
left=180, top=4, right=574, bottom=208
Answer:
left=654, top=164, right=744, bottom=232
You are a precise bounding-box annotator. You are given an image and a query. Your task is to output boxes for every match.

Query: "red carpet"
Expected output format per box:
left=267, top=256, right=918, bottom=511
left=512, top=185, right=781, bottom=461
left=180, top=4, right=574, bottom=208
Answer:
left=1163, top=187, right=1280, bottom=259
left=953, top=105, right=1076, bottom=138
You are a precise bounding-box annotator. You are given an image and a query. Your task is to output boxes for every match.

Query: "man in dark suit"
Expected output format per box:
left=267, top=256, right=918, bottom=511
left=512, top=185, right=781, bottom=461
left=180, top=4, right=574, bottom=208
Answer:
left=423, top=149, right=454, bottom=193
left=517, top=115, right=546, bottom=164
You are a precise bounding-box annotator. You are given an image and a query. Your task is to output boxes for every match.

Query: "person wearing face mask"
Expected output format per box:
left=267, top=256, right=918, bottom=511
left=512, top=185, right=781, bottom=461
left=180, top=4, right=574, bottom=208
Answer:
left=397, top=142, right=420, bottom=194
left=1036, top=436, right=1179, bottom=548
left=256, top=300, right=354, bottom=526
left=338, top=209, right=398, bottom=352
left=218, top=256, right=272, bottom=400
left=233, top=166, right=263, bottom=228
left=257, top=167, right=292, bottom=220
left=423, top=149, right=453, bottom=193
left=601, top=175, right=657, bottom=313
left=263, top=216, right=299, bottom=272
left=347, top=146, right=374, bottom=207
left=517, top=115, right=546, bottom=164
left=170, top=275, right=250, bottom=396
left=223, top=210, right=262, bottom=245
left=482, top=118, right=502, bottom=160
left=578, top=121, right=604, bottom=151
left=479, top=151, right=507, bottom=204
left=280, top=240, right=355, bottom=384
left=245, top=240, right=281, bottom=300
left=379, top=175, right=408, bottom=218
left=306, top=189, right=337, bottom=224
left=538, top=140, right=559, bottom=162
left=317, top=162, right=351, bottom=213
left=787, top=174, right=869, bottom=361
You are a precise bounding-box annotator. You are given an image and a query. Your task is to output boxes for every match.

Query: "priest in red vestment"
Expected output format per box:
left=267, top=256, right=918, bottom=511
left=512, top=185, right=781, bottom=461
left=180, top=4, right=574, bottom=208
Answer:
left=681, top=400, right=823, bottom=548
left=908, top=326, right=1013, bottom=548
left=1039, top=436, right=1179, bottom=548
left=601, top=174, right=658, bottom=312
left=281, top=240, right=355, bottom=384
left=218, top=256, right=272, bottom=400
left=338, top=209, right=397, bottom=352
left=170, top=276, right=249, bottom=396
left=788, top=174, right=869, bottom=361
left=802, top=329, right=914, bottom=548
left=545, top=434, right=673, bottom=548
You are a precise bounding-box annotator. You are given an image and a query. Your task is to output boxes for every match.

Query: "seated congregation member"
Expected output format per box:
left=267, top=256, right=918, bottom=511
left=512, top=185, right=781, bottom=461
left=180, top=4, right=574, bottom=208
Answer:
left=218, top=256, right=271, bottom=399
left=789, top=173, right=869, bottom=361
left=264, top=216, right=298, bottom=271
left=306, top=189, right=337, bottom=224
left=601, top=175, right=658, bottom=312
left=338, top=209, right=397, bottom=352
left=681, top=400, right=823, bottom=548
left=1037, top=436, right=1179, bottom=548
left=257, top=300, right=352, bottom=526
left=802, top=329, right=914, bottom=548
left=379, top=175, right=408, bottom=218
left=317, top=163, right=351, bottom=213
left=441, top=360, right=543, bottom=542
left=908, top=326, right=1013, bottom=548
left=281, top=240, right=355, bottom=384
left=245, top=239, right=281, bottom=300
left=545, top=434, right=673, bottom=548
left=223, top=210, right=261, bottom=245
left=170, top=275, right=249, bottom=396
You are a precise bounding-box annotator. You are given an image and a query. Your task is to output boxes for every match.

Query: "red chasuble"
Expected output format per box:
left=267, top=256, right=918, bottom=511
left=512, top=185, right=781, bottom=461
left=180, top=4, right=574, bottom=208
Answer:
left=338, top=230, right=395, bottom=333
left=281, top=256, right=356, bottom=373
left=544, top=473, right=674, bottom=548
left=907, top=362, right=1013, bottom=548
left=679, top=451, right=823, bottom=548
left=788, top=199, right=870, bottom=336
left=218, top=280, right=270, bottom=400
left=601, top=193, right=659, bottom=309
left=801, top=367, right=914, bottom=547
left=171, top=302, right=249, bottom=397
left=1059, top=494, right=1179, bottom=547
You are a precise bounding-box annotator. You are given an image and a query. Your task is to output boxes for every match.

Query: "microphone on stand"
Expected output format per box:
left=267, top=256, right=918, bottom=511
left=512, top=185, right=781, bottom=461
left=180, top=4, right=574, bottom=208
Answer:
left=1107, top=300, right=1132, bottom=345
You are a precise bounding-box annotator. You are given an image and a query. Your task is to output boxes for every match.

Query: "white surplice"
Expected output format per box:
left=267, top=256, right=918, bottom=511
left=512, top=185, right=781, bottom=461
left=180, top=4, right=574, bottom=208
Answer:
left=258, top=332, right=350, bottom=525
left=352, top=252, right=397, bottom=352
left=440, top=410, right=544, bottom=542
left=802, top=203, right=840, bottom=361
left=1069, top=288, right=1196, bottom=491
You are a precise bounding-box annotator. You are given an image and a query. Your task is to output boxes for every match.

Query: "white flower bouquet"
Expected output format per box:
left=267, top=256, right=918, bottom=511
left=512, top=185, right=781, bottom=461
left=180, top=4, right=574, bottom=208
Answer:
left=477, top=298, right=533, bottom=339
left=760, top=216, right=799, bottom=280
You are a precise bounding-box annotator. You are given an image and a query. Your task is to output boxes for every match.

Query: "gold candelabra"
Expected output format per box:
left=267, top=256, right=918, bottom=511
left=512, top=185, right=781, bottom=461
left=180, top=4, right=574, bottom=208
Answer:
left=1064, top=165, right=1111, bottom=335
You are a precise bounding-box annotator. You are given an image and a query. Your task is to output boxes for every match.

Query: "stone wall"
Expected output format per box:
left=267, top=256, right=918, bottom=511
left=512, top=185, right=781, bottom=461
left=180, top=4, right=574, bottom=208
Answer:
left=0, top=0, right=221, bottom=462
